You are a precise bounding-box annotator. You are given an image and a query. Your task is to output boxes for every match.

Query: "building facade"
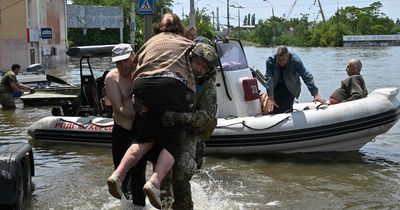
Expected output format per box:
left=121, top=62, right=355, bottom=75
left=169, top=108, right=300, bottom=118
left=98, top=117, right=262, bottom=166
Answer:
left=0, top=0, right=67, bottom=71
left=343, top=35, right=400, bottom=47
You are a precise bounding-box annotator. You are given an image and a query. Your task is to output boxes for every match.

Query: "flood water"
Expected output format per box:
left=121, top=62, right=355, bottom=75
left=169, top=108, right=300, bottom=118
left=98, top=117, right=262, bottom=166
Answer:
left=1, top=46, right=400, bottom=209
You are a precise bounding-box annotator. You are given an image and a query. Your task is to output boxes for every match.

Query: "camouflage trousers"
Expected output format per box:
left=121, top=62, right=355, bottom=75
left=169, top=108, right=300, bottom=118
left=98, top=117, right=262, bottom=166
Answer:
left=162, top=134, right=200, bottom=210
left=0, top=92, right=16, bottom=109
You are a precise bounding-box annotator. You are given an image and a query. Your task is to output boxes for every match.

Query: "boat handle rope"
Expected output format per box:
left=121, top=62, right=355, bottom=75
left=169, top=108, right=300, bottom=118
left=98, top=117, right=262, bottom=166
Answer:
left=216, top=116, right=290, bottom=131
left=316, top=103, right=329, bottom=110
left=59, top=118, right=112, bottom=128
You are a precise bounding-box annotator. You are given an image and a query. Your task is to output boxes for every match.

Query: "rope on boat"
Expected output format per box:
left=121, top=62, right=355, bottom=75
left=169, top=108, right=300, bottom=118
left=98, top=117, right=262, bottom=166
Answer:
left=216, top=116, right=290, bottom=131
left=59, top=118, right=113, bottom=128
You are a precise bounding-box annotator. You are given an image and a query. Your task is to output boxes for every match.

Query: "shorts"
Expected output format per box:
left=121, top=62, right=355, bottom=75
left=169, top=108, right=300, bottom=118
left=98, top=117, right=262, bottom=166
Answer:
left=111, top=122, right=136, bottom=168
left=132, top=76, right=191, bottom=158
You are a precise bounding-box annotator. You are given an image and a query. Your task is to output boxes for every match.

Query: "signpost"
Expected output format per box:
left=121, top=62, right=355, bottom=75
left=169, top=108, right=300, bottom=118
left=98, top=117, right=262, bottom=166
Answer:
left=138, top=0, right=156, bottom=42
left=138, top=0, right=156, bottom=15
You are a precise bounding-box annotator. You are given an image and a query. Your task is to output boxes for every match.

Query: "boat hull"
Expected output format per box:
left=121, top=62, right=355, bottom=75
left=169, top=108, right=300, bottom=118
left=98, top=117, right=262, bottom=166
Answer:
left=27, top=88, right=400, bottom=154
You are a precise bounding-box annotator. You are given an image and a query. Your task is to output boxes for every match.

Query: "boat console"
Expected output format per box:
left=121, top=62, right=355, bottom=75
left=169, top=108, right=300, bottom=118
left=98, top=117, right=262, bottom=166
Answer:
left=214, top=39, right=262, bottom=118
left=54, top=45, right=116, bottom=117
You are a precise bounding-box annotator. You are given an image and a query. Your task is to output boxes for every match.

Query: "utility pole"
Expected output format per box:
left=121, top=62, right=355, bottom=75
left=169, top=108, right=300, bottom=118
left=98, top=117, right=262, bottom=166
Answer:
left=227, top=0, right=230, bottom=36
left=189, top=0, right=195, bottom=27
left=217, top=7, right=220, bottom=31
left=238, top=7, right=241, bottom=39
left=144, top=15, right=152, bottom=42
left=231, top=5, right=244, bottom=39
left=211, top=11, right=215, bottom=31
left=130, top=1, right=136, bottom=48
left=316, top=0, right=326, bottom=22
left=119, top=6, right=124, bottom=43
left=336, top=0, right=340, bottom=46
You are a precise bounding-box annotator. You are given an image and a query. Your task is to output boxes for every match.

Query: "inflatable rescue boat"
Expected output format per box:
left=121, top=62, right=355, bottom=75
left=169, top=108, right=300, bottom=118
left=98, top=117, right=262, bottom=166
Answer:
left=27, top=40, right=400, bottom=154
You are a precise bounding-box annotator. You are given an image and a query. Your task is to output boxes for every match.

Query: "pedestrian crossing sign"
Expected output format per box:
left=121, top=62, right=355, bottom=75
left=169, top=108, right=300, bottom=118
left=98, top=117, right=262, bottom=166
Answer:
left=138, top=0, right=156, bottom=15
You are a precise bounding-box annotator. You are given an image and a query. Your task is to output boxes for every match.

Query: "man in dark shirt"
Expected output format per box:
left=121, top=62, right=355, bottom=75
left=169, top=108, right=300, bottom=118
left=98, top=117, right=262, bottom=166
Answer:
left=260, top=45, right=325, bottom=114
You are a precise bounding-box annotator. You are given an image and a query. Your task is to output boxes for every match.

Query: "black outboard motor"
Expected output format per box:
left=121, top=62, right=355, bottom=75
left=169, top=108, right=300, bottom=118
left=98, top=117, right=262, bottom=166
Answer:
left=26, top=63, right=44, bottom=74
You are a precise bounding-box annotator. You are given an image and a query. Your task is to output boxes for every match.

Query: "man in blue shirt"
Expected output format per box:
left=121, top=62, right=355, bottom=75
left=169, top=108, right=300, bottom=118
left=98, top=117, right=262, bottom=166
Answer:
left=261, top=45, right=325, bottom=114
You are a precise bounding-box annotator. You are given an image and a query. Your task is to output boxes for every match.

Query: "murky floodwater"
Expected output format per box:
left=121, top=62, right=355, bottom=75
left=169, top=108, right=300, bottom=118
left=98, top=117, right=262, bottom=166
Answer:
left=1, top=46, right=399, bottom=209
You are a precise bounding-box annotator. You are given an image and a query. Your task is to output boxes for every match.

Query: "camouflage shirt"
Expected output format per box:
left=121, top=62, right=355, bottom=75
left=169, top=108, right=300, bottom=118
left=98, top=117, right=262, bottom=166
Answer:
left=180, top=73, right=217, bottom=141
left=168, top=70, right=217, bottom=210
left=0, top=70, right=17, bottom=93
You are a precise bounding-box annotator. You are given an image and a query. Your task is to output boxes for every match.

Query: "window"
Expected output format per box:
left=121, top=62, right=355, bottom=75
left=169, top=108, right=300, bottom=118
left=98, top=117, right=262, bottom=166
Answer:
left=27, top=0, right=32, bottom=27
left=217, top=40, right=249, bottom=71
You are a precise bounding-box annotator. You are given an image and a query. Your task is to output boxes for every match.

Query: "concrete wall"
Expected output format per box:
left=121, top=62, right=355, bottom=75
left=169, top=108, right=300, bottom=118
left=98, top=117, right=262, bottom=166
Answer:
left=0, top=0, right=67, bottom=71
left=39, top=0, right=68, bottom=68
left=0, top=0, right=29, bottom=70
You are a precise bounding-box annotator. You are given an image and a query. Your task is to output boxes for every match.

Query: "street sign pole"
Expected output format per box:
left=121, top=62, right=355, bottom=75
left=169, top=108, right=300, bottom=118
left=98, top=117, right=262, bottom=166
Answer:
left=138, top=0, right=156, bottom=42
left=144, top=15, right=152, bottom=42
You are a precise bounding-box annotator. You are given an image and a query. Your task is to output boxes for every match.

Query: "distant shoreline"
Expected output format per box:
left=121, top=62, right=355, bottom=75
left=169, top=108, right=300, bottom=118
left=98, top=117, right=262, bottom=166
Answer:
left=241, top=40, right=261, bottom=47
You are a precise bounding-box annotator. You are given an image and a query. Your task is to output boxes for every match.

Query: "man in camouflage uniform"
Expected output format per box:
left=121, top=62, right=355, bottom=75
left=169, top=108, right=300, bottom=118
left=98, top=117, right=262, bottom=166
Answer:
left=161, top=39, right=218, bottom=210
left=0, top=63, right=35, bottom=109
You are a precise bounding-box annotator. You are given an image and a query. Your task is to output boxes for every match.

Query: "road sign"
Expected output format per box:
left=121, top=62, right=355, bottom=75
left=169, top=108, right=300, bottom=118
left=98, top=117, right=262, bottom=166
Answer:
left=40, top=28, right=53, bottom=39
left=138, top=0, right=156, bottom=15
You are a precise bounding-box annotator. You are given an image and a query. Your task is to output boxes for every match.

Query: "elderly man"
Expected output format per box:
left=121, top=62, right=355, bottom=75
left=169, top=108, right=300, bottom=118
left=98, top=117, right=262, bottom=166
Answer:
left=184, top=26, right=197, bottom=41
left=327, top=58, right=367, bottom=104
left=261, top=45, right=325, bottom=114
left=104, top=43, right=142, bottom=206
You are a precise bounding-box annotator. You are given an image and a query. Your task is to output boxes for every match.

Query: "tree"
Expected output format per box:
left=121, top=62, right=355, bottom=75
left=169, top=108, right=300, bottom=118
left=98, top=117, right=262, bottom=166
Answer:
left=181, top=8, right=215, bottom=40
left=243, top=15, right=248, bottom=26
left=251, top=14, right=256, bottom=25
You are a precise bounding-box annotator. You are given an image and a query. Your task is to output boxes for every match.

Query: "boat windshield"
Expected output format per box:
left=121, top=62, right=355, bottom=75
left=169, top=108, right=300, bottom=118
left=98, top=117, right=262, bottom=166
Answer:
left=217, top=41, right=249, bottom=71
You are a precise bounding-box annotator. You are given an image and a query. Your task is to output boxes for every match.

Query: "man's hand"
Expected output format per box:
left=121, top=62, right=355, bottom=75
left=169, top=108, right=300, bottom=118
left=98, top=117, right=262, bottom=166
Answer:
left=162, top=111, right=182, bottom=127
left=313, top=94, right=325, bottom=104
left=132, top=96, right=148, bottom=114
left=261, top=93, right=278, bottom=113
left=29, top=88, right=36, bottom=94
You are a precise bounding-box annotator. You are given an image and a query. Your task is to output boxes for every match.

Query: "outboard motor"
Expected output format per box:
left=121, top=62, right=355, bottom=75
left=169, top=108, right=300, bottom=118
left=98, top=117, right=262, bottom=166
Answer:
left=26, top=63, right=44, bottom=74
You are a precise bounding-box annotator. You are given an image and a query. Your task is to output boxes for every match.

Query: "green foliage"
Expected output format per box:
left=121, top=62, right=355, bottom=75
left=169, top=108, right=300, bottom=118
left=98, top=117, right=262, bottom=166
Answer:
left=243, top=15, right=248, bottom=26
left=229, top=29, right=257, bottom=44
left=235, top=1, right=399, bottom=47
left=68, top=1, right=399, bottom=48
left=181, top=8, right=216, bottom=40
